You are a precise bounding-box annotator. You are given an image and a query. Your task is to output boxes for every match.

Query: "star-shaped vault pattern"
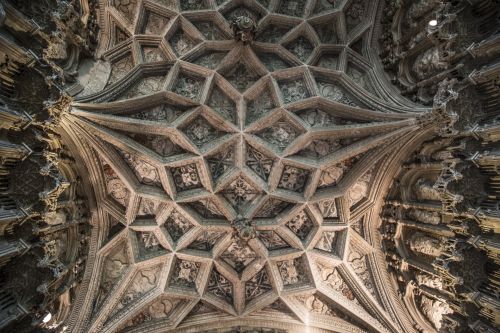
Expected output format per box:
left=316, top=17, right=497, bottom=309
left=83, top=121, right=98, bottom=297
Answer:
left=63, top=0, right=424, bottom=332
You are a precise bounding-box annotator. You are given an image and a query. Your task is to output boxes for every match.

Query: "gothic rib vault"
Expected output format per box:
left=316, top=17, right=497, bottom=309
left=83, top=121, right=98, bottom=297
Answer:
left=0, top=0, right=500, bottom=333
left=61, top=1, right=427, bottom=332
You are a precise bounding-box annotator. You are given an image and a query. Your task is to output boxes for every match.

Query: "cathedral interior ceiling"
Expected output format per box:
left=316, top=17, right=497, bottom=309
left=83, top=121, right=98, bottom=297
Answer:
left=59, top=1, right=426, bottom=332
left=2, top=0, right=496, bottom=332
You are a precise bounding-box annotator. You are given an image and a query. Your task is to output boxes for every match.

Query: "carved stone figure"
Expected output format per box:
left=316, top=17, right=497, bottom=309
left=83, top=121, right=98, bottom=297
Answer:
left=231, top=16, right=256, bottom=44
left=413, top=47, right=449, bottom=80
left=420, top=295, right=453, bottom=330
left=171, top=164, right=201, bottom=191
left=277, top=257, right=307, bottom=286
left=409, top=232, right=442, bottom=257
left=414, top=178, right=442, bottom=201
left=416, top=273, right=443, bottom=289
left=173, top=75, right=203, bottom=101
left=287, top=210, right=313, bottom=240
left=233, top=217, right=256, bottom=242
left=409, top=209, right=441, bottom=225
left=165, top=210, right=193, bottom=241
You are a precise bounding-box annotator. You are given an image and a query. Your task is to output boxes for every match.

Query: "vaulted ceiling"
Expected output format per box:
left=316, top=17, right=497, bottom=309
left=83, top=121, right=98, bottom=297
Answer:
left=62, top=0, right=429, bottom=332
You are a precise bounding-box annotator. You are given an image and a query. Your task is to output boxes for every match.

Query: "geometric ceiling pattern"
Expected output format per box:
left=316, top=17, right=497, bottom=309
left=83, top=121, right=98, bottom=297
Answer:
left=62, top=0, right=424, bottom=332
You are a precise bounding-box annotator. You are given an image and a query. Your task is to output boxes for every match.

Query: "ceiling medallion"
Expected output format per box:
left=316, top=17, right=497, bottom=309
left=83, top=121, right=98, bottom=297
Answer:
left=232, top=215, right=257, bottom=243
left=231, top=16, right=257, bottom=44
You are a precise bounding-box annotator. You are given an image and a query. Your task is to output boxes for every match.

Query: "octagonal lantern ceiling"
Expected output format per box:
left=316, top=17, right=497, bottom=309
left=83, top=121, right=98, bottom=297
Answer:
left=62, top=0, right=425, bottom=332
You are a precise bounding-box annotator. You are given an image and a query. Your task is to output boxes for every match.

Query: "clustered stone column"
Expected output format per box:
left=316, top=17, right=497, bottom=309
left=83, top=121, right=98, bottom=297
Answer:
left=0, top=0, right=97, bottom=331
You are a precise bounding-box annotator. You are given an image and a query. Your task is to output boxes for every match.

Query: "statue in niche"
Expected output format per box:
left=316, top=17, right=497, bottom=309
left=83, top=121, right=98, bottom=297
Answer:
left=409, top=209, right=441, bottom=225
left=415, top=273, right=443, bottom=289
left=409, top=232, right=442, bottom=257
left=413, top=47, right=449, bottom=80
left=420, top=295, right=453, bottom=330
left=414, top=178, right=441, bottom=201
left=42, top=210, right=67, bottom=225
